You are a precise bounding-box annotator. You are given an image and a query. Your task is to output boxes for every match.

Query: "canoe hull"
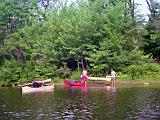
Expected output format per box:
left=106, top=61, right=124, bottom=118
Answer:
left=64, top=80, right=86, bottom=86
left=88, top=77, right=111, bottom=81
left=22, top=85, right=54, bottom=94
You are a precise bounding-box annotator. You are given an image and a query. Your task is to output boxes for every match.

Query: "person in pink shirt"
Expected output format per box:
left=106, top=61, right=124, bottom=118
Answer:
left=81, top=68, right=88, bottom=83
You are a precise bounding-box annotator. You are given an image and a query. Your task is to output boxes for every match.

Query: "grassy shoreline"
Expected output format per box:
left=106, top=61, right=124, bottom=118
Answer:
left=1, top=81, right=160, bottom=87
left=0, top=76, right=160, bottom=87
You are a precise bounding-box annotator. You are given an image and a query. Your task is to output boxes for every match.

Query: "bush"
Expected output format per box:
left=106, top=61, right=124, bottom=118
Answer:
left=0, top=59, right=58, bottom=85
left=126, top=63, right=160, bottom=81
left=55, top=66, right=71, bottom=79
left=0, top=59, right=21, bottom=84
left=69, top=71, right=81, bottom=80
left=53, top=77, right=64, bottom=83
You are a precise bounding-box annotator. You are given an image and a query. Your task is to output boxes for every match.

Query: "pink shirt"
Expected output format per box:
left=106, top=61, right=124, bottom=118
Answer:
left=81, top=75, right=88, bottom=81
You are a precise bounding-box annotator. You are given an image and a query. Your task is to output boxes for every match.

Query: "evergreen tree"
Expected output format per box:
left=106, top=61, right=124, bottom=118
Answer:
left=143, top=0, right=160, bottom=62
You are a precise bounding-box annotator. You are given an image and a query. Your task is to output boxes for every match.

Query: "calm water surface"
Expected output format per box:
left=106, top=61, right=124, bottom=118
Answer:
left=0, top=84, right=160, bottom=120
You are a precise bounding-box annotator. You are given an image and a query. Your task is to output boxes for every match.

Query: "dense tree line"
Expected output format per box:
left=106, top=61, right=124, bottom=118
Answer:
left=143, top=0, right=160, bottom=62
left=0, top=0, right=160, bottom=85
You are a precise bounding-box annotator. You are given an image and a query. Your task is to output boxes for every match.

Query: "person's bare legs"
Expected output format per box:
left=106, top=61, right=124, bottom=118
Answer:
left=111, top=78, right=115, bottom=87
left=113, top=80, right=116, bottom=87
left=111, top=80, right=113, bottom=87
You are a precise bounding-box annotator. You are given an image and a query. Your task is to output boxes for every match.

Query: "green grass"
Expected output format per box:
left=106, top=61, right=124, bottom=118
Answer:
left=117, top=74, right=160, bottom=83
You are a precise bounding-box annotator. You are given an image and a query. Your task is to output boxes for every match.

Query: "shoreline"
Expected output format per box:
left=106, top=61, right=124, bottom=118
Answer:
left=1, top=81, right=160, bottom=87
left=55, top=81, right=160, bottom=87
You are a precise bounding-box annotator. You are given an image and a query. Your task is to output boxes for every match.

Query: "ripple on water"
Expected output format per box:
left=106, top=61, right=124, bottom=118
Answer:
left=0, top=86, right=160, bottom=120
left=37, top=113, right=45, bottom=117
left=63, top=114, right=75, bottom=119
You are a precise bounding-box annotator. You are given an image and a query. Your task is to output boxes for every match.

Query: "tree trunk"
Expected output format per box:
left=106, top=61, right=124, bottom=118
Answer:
left=16, top=45, right=25, bottom=64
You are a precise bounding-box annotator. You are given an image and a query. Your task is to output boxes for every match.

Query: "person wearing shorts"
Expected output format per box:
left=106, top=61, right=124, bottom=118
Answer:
left=111, top=69, right=116, bottom=86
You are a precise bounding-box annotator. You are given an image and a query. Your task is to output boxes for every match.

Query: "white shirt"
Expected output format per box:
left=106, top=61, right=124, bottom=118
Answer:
left=111, top=71, right=116, bottom=77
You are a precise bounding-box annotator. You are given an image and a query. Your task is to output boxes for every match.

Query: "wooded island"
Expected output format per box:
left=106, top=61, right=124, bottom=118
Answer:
left=0, top=0, right=160, bottom=85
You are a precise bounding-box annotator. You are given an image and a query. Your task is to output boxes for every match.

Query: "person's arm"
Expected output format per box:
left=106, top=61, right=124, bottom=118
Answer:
left=81, top=75, right=82, bottom=79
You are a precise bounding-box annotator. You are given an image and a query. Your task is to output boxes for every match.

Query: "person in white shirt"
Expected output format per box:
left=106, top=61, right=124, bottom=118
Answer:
left=111, top=69, right=116, bottom=86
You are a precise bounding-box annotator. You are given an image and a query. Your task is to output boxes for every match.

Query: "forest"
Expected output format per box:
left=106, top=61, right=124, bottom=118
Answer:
left=0, top=0, right=160, bottom=85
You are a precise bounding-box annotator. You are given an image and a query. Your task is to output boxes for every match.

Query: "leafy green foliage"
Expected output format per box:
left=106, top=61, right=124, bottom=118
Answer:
left=0, top=0, right=160, bottom=85
left=126, top=63, right=160, bottom=81
left=68, top=71, right=81, bottom=80
left=0, top=0, right=39, bottom=43
left=55, top=65, right=71, bottom=79
left=143, top=0, right=160, bottom=62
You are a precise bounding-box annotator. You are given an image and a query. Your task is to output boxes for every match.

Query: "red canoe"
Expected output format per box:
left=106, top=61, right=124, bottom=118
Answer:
left=64, top=80, right=86, bottom=86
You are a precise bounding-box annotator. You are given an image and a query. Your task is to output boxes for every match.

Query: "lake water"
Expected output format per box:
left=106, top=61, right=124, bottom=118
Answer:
left=0, top=84, right=160, bottom=120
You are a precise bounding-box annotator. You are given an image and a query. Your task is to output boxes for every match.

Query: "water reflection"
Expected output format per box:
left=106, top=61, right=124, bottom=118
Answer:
left=63, top=85, right=92, bottom=119
left=127, top=89, right=160, bottom=120
left=104, top=85, right=117, bottom=120
left=0, top=85, right=160, bottom=120
left=64, top=85, right=89, bottom=94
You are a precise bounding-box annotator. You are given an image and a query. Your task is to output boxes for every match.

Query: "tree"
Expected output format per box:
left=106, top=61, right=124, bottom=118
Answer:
left=0, top=0, right=155, bottom=84
left=143, top=0, right=160, bottom=62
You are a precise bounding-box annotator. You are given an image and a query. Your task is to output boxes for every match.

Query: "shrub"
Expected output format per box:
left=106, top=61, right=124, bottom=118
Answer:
left=69, top=71, right=81, bottom=80
left=126, top=63, right=160, bottom=81
left=55, top=66, right=71, bottom=79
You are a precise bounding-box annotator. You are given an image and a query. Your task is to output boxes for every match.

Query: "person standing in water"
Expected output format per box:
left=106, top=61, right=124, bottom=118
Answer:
left=81, top=68, right=88, bottom=83
left=111, top=69, right=116, bottom=86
